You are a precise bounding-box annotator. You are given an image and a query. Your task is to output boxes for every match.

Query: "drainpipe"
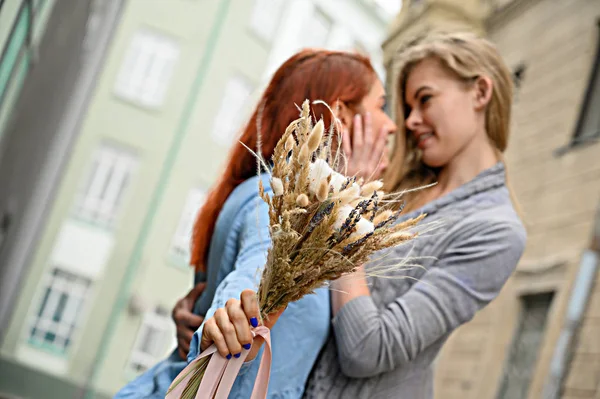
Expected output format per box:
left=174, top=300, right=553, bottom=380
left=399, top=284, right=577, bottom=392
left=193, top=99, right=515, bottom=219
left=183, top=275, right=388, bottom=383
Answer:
left=542, top=202, right=600, bottom=399
left=81, top=1, right=231, bottom=398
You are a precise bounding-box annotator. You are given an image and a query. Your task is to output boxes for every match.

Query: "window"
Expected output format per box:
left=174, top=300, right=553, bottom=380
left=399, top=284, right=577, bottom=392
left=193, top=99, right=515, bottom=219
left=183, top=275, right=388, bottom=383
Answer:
left=302, top=9, right=331, bottom=48
left=511, top=63, right=527, bottom=103
left=73, top=145, right=137, bottom=229
left=211, top=75, right=253, bottom=146
left=353, top=40, right=369, bottom=56
left=0, top=1, right=32, bottom=139
left=0, top=1, right=31, bottom=105
left=572, top=24, right=600, bottom=145
left=169, top=188, right=206, bottom=264
left=512, top=63, right=526, bottom=89
left=497, top=292, right=554, bottom=399
left=128, top=307, right=175, bottom=374
left=28, top=268, right=92, bottom=355
left=249, top=0, right=285, bottom=42
left=114, top=29, right=180, bottom=109
left=32, top=0, right=48, bottom=11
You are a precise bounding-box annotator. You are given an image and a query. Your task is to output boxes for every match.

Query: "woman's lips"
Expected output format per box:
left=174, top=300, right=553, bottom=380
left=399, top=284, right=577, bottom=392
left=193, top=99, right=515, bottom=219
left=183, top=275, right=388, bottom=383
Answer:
left=416, top=132, right=434, bottom=149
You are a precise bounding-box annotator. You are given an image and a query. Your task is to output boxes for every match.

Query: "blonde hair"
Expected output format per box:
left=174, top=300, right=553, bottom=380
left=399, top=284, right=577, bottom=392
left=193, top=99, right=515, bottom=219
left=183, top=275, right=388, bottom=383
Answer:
left=384, top=31, right=520, bottom=212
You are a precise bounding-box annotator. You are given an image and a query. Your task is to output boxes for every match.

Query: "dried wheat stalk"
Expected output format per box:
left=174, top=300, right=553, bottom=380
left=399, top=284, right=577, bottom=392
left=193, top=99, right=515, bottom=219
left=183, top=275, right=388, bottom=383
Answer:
left=168, top=100, right=425, bottom=398
left=255, top=100, right=424, bottom=318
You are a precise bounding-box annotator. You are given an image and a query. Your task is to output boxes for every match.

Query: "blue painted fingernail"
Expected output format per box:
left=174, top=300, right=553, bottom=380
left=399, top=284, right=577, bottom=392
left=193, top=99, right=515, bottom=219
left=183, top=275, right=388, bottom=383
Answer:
left=250, top=317, right=258, bottom=328
left=234, top=353, right=241, bottom=358
left=226, top=354, right=232, bottom=360
left=243, top=343, right=251, bottom=350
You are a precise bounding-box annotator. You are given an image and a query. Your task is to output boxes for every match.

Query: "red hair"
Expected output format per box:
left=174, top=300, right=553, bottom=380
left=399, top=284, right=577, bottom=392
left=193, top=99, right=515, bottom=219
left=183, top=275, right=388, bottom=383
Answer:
left=191, top=49, right=376, bottom=271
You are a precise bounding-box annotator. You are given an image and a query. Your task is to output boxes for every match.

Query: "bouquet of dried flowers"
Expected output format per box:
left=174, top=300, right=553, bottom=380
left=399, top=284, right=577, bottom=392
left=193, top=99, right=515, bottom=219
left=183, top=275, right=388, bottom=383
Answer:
left=166, top=100, right=425, bottom=399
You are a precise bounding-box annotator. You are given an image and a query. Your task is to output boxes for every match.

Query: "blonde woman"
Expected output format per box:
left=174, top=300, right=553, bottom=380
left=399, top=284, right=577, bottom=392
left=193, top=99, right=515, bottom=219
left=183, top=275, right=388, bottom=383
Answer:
left=198, top=32, right=527, bottom=398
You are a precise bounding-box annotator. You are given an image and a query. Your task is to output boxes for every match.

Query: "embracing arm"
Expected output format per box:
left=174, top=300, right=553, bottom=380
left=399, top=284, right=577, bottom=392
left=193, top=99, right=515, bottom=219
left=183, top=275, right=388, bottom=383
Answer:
left=331, top=219, right=526, bottom=378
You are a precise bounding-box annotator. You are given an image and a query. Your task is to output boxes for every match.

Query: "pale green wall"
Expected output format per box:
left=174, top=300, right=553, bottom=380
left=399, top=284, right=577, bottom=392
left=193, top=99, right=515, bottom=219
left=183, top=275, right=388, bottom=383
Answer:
left=1, top=0, right=273, bottom=397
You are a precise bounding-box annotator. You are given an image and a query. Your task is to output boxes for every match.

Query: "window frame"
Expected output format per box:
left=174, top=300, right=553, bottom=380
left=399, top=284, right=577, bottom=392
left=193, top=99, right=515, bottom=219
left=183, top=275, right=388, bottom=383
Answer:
left=168, top=187, right=206, bottom=267
left=210, top=73, right=254, bottom=146
left=302, top=7, right=332, bottom=49
left=496, top=292, right=555, bottom=399
left=27, top=267, right=92, bottom=356
left=113, top=28, right=181, bottom=110
left=0, top=0, right=33, bottom=109
left=127, top=306, right=175, bottom=375
left=555, top=19, right=600, bottom=156
left=73, top=144, right=138, bottom=230
left=247, top=0, right=285, bottom=44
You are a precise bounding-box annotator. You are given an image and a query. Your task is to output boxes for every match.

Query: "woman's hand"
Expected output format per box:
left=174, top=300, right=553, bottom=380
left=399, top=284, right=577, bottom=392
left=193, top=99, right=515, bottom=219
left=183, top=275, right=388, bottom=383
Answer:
left=172, top=282, right=206, bottom=360
left=341, top=113, right=390, bottom=181
left=200, top=289, right=284, bottom=361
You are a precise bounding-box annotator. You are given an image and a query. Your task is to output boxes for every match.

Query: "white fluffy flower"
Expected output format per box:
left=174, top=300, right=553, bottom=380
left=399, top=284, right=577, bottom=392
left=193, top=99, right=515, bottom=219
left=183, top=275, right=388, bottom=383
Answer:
left=333, top=205, right=374, bottom=240
left=329, top=172, right=347, bottom=193
left=333, top=205, right=354, bottom=230
left=350, top=218, right=374, bottom=240
left=271, top=177, right=284, bottom=196
left=308, top=159, right=333, bottom=194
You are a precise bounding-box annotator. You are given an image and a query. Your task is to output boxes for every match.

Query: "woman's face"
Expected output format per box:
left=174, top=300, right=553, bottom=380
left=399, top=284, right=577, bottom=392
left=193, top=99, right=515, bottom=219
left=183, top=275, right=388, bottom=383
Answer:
left=360, top=79, right=397, bottom=146
left=335, top=78, right=397, bottom=179
left=358, top=79, right=397, bottom=174
left=403, top=57, right=488, bottom=168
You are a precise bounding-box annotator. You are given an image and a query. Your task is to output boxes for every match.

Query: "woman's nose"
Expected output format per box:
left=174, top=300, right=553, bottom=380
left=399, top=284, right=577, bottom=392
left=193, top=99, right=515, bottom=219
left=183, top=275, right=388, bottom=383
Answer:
left=385, top=115, right=397, bottom=135
left=405, top=109, right=421, bottom=131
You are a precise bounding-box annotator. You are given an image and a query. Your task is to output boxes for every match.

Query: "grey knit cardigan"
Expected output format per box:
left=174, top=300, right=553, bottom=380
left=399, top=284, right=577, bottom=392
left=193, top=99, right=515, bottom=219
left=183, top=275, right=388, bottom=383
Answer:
left=304, top=163, right=526, bottom=398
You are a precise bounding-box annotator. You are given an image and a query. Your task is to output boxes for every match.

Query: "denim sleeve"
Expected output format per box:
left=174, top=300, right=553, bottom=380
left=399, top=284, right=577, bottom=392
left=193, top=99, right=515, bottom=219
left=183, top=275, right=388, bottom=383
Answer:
left=332, top=219, right=526, bottom=378
left=188, top=194, right=271, bottom=370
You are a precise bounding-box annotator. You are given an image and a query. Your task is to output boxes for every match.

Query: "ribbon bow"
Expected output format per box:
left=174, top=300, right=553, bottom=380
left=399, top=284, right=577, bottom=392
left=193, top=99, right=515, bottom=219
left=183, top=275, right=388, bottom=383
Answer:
left=166, top=326, right=272, bottom=399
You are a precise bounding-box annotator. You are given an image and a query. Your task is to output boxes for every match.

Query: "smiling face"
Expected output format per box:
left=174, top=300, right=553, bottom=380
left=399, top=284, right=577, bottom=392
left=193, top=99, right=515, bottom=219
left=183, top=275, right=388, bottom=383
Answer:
left=403, top=57, right=487, bottom=168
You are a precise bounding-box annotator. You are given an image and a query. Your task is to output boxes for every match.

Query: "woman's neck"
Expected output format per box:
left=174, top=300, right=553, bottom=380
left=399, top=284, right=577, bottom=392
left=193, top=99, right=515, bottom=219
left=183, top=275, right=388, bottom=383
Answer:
left=428, top=133, right=498, bottom=202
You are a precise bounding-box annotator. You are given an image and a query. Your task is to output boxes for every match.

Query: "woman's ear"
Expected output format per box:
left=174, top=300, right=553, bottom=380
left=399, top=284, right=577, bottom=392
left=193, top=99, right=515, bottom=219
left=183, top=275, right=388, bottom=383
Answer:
left=473, top=76, right=493, bottom=111
left=332, top=100, right=353, bottom=130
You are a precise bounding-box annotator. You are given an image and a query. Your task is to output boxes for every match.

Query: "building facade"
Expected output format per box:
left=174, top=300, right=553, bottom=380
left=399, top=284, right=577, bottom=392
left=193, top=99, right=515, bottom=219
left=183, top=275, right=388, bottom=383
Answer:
left=0, top=0, right=123, bottom=342
left=383, top=1, right=600, bottom=398
left=0, top=1, right=390, bottom=398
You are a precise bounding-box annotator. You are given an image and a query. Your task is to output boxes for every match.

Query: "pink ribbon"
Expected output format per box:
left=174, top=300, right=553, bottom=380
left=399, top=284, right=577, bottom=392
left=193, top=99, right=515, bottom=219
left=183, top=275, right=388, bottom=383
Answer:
left=166, top=326, right=272, bottom=399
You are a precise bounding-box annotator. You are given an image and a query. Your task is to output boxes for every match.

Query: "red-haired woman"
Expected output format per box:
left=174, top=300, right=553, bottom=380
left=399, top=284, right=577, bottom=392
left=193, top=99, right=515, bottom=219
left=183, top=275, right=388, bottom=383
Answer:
left=114, top=49, right=396, bottom=398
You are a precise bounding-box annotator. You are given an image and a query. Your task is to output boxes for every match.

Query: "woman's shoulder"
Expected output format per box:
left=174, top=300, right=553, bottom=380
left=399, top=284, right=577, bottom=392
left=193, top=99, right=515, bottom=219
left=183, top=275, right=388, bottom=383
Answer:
left=421, top=187, right=526, bottom=256
left=428, top=183, right=524, bottom=238
left=448, top=201, right=527, bottom=255
left=230, top=173, right=272, bottom=202
left=223, top=173, right=271, bottom=209
left=212, top=174, right=272, bottom=239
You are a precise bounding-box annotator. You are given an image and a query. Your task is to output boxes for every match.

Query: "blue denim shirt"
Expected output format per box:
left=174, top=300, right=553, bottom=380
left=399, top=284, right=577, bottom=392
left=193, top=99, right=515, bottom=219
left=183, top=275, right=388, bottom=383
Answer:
left=114, top=174, right=330, bottom=398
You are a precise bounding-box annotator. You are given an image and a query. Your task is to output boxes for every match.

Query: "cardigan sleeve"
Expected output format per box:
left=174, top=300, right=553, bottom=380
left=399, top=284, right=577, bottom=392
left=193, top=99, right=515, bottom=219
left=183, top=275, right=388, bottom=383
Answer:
left=332, top=218, right=526, bottom=378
